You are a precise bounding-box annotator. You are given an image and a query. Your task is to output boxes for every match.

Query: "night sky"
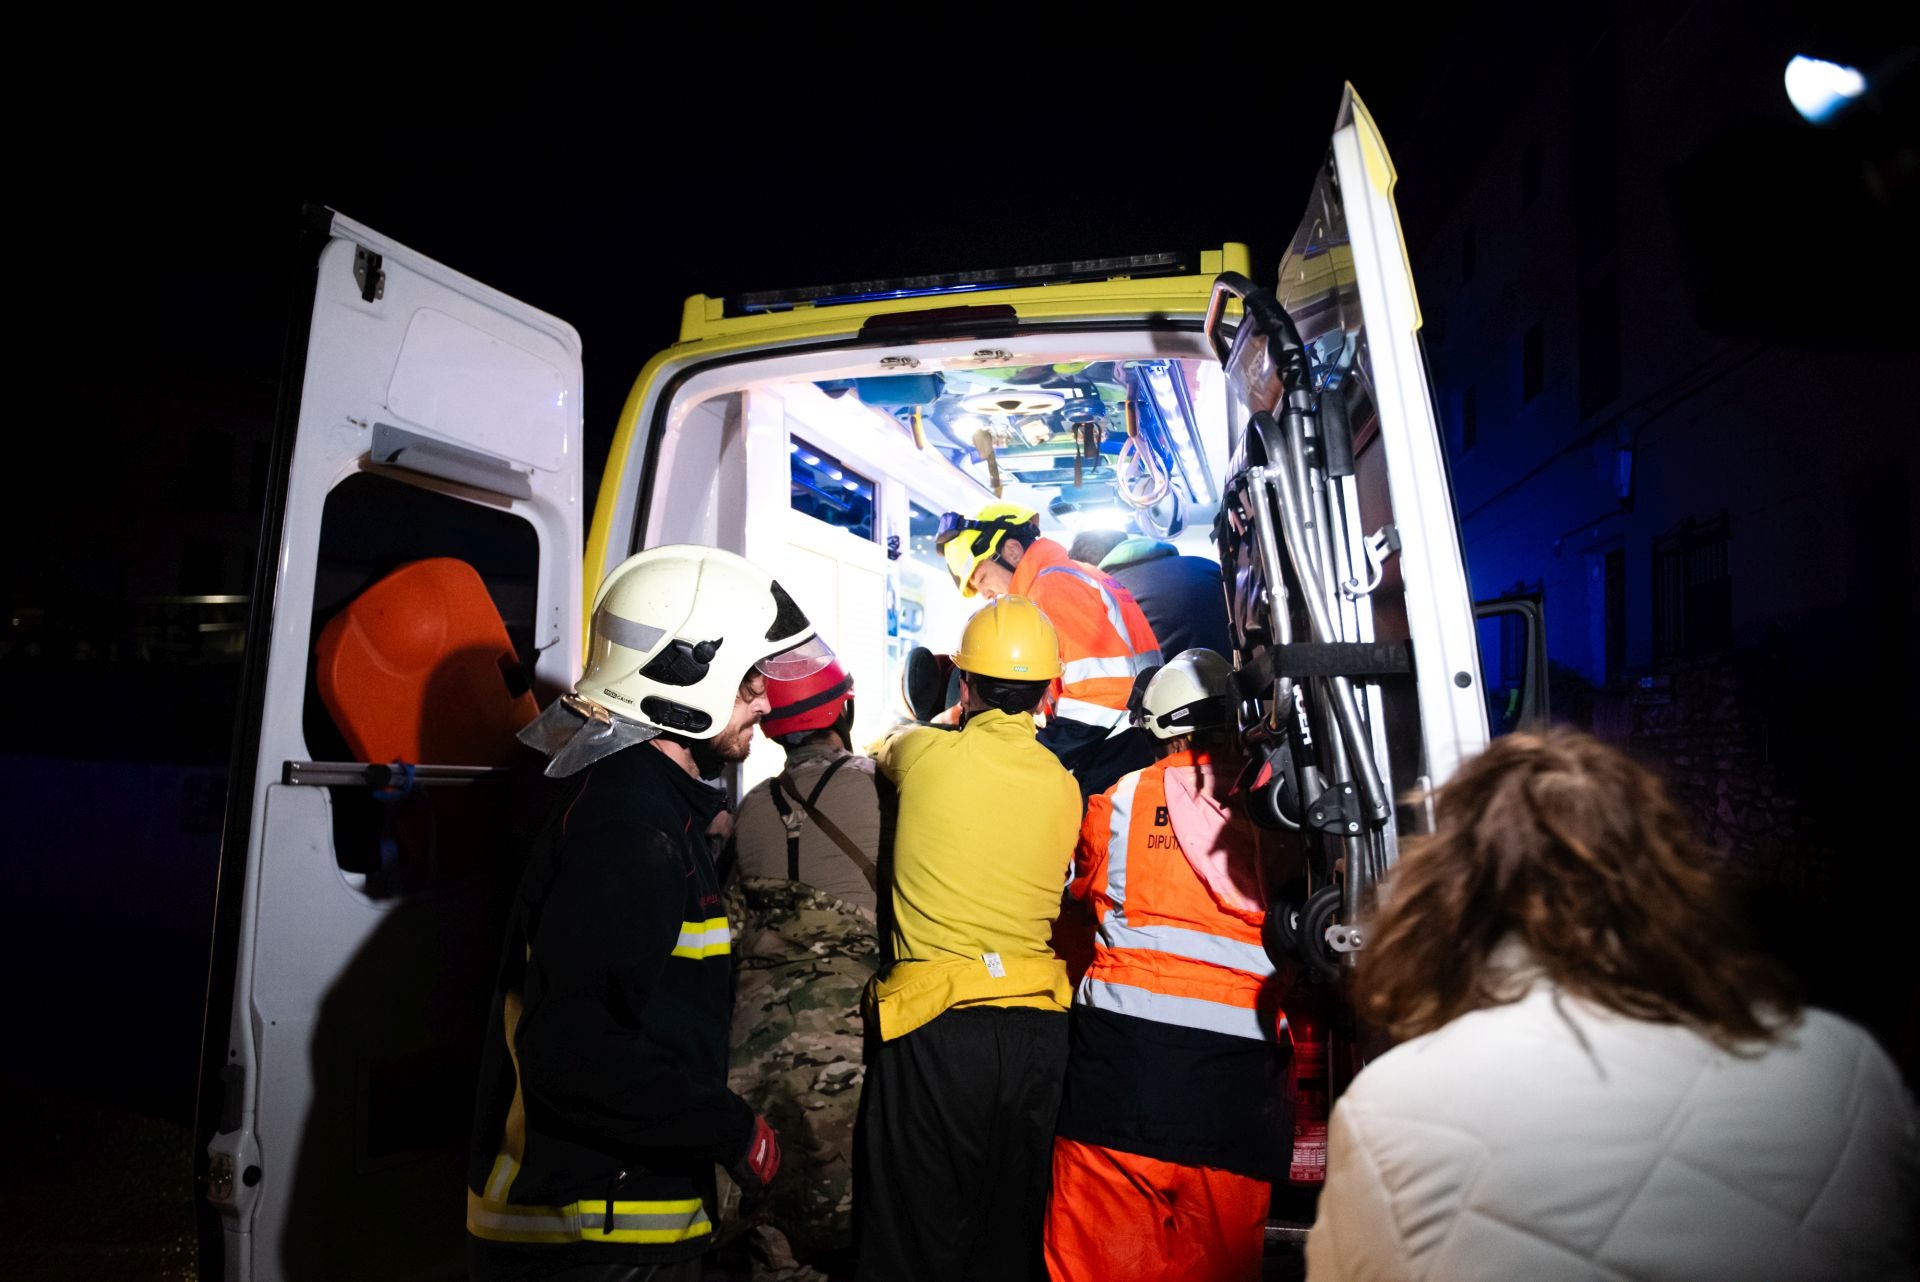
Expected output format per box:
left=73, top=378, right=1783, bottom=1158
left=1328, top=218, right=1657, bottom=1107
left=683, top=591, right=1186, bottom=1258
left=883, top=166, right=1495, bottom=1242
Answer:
left=29, top=2, right=1902, bottom=490
left=33, top=4, right=1480, bottom=492
left=2, top=5, right=1914, bottom=1275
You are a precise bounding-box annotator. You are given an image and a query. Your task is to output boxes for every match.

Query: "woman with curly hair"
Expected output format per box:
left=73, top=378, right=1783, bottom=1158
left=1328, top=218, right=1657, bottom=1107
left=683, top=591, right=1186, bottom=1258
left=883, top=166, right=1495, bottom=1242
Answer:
left=1307, top=729, right=1916, bottom=1281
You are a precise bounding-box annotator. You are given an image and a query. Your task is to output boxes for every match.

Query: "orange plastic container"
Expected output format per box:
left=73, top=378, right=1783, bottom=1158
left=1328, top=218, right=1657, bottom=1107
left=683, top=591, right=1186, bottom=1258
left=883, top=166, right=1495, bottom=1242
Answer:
left=315, top=558, right=537, bottom=765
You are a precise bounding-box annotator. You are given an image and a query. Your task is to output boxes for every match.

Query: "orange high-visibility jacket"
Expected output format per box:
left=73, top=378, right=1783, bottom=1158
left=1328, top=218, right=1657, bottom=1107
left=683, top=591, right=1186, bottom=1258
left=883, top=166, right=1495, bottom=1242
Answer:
left=1056, top=750, right=1292, bottom=1179
left=1008, top=537, right=1161, bottom=736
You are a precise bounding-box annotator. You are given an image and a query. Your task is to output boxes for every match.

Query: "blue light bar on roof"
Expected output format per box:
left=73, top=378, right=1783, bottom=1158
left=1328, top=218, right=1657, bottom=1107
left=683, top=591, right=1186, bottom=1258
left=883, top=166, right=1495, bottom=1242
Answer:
left=730, top=252, right=1195, bottom=317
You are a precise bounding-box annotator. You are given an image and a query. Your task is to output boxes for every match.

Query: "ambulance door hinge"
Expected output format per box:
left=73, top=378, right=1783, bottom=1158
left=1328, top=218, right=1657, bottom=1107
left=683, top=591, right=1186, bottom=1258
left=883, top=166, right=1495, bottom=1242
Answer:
left=353, top=248, right=385, bottom=303
left=208, top=1152, right=235, bottom=1207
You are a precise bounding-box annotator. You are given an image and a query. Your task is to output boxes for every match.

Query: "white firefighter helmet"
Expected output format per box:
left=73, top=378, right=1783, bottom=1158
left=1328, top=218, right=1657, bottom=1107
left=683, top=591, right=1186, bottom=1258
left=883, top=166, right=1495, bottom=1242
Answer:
left=1135, top=647, right=1235, bottom=741
left=519, top=545, right=834, bottom=775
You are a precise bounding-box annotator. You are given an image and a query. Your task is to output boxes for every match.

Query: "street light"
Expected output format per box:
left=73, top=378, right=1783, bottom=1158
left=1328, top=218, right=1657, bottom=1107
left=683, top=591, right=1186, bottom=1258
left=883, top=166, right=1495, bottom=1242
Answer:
left=1784, top=54, right=1867, bottom=124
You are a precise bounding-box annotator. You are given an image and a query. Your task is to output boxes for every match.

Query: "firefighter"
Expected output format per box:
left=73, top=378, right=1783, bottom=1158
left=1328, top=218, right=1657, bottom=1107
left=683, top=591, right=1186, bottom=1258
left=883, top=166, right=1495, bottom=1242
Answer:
left=856, top=595, right=1083, bottom=1282
left=724, top=660, right=882, bottom=1278
left=935, top=502, right=1162, bottom=797
left=1045, top=649, right=1292, bottom=1282
left=469, top=545, right=835, bottom=1282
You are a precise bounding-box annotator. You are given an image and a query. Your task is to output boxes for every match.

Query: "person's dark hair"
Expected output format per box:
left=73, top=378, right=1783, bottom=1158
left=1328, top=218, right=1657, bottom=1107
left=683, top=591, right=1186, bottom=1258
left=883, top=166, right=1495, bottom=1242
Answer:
left=991, top=517, right=1040, bottom=555
left=1068, top=528, right=1129, bottom=567
left=968, top=674, right=1051, bottom=715
left=1358, top=728, right=1799, bottom=1051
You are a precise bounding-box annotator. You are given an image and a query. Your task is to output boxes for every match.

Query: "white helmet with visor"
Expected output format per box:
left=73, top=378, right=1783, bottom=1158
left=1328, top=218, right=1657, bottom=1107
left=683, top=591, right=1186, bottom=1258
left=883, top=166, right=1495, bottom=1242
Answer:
left=519, top=545, right=833, bottom=775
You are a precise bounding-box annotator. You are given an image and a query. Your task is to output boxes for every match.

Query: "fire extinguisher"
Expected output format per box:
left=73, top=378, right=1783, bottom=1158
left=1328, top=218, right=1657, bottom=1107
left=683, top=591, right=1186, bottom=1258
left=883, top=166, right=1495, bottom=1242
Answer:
left=1286, top=975, right=1331, bottom=1187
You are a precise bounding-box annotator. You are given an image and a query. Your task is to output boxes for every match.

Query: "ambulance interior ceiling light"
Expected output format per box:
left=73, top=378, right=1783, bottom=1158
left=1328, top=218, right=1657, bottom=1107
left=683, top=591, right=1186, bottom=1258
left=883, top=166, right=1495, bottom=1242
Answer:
left=1785, top=54, right=1867, bottom=123
left=1048, top=490, right=1131, bottom=533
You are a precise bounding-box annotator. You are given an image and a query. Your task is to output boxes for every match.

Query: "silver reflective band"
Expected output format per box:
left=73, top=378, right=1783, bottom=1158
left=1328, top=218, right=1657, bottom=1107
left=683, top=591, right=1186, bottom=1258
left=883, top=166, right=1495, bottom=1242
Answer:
left=1075, top=977, right=1272, bottom=1042
left=1104, top=771, right=1141, bottom=917
left=594, top=607, right=667, bottom=655
left=1037, top=566, right=1158, bottom=678
left=671, top=917, right=731, bottom=959
left=1063, top=654, right=1160, bottom=684
left=1099, top=921, right=1277, bottom=976
left=1053, top=696, right=1134, bottom=735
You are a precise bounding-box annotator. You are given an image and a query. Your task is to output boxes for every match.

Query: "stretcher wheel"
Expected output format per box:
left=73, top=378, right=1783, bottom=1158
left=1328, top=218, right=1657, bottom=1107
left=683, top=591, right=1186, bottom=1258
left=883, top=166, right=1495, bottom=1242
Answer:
left=1263, top=886, right=1304, bottom=970
left=1298, top=885, right=1344, bottom=981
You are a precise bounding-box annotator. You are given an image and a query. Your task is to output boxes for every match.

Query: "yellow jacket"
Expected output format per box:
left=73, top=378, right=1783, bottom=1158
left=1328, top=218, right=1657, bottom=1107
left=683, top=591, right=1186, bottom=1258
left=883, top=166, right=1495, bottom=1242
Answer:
left=872, top=710, right=1081, bottom=1039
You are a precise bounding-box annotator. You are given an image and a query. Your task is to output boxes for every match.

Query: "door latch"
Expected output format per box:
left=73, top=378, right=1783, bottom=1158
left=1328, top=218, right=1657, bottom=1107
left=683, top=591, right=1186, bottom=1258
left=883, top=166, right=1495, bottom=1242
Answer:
left=353, top=248, right=385, bottom=303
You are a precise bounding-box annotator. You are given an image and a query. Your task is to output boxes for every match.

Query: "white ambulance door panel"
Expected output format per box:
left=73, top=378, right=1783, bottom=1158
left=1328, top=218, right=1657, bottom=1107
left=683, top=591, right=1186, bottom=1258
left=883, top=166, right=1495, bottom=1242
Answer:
left=1314, top=87, right=1488, bottom=791
left=196, top=210, right=583, bottom=1282
left=1215, top=85, right=1487, bottom=822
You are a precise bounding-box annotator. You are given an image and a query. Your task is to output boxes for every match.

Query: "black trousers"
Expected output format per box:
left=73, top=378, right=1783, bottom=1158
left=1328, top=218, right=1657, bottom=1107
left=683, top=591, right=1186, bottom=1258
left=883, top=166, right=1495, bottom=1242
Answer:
left=467, top=1243, right=704, bottom=1282
left=855, top=1005, right=1069, bottom=1282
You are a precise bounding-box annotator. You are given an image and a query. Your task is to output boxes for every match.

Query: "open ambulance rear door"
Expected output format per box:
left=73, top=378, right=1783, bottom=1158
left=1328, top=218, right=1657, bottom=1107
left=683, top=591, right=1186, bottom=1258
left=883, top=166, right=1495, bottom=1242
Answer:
left=1207, top=86, right=1488, bottom=980
left=194, top=209, right=584, bottom=1282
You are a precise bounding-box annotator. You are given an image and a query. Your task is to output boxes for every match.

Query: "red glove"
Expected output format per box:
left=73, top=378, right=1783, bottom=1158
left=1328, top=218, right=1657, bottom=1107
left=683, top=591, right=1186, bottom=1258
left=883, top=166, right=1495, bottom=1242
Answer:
left=731, top=1114, right=781, bottom=1197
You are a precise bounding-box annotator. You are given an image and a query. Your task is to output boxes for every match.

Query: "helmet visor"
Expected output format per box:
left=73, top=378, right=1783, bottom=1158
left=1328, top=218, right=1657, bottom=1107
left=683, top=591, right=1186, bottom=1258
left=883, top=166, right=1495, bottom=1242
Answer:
left=932, top=511, right=971, bottom=549
left=756, top=633, right=837, bottom=680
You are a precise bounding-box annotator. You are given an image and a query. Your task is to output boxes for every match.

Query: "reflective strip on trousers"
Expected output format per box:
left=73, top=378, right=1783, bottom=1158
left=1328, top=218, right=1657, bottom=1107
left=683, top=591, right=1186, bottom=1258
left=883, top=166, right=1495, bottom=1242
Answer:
left=1053, top=695, right=1134, bottom=736
left=1075, top=977, right=1272, bottom=1042
left=1098, top=920, right=1277, bottom=976
left=671, top=916, right=731, bottom=959
left=467, top=1189, right=713, bottom=1245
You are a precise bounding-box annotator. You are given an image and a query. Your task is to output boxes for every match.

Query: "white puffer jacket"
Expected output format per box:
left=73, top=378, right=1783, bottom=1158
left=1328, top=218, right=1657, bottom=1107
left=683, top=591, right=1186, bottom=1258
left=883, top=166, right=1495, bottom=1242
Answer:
left=1307, top=977, right=1918, bottom=1281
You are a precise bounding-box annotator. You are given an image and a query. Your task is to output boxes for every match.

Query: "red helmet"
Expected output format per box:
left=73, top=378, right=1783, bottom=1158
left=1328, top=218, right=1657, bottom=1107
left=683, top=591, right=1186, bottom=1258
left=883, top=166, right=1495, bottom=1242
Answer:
left=761, top=659, right=854, bottom=739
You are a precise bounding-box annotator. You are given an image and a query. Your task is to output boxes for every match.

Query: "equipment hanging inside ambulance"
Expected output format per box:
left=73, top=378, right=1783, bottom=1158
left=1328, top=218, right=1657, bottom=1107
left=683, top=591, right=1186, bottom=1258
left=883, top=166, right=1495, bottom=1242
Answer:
left=195, top=86, right=1502, bottom=1280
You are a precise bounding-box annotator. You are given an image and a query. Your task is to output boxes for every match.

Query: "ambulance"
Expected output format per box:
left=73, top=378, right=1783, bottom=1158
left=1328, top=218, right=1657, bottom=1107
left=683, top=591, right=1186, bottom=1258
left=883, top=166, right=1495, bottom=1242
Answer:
left=195, top=86, right=1532, bottom=1279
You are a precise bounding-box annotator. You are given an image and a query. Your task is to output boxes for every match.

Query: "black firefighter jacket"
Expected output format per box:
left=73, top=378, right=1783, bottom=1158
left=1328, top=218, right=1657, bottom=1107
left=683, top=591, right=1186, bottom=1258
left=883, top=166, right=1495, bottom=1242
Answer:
left=467, top=739, right=751, bottom=1271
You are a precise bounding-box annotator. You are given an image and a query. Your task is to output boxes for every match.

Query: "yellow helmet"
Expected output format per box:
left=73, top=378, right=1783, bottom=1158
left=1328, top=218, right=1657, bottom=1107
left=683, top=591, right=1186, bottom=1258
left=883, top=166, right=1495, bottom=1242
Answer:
left=953, top=594, right=1063, bottom=681
left=935, top=502, right=1039, bottom=598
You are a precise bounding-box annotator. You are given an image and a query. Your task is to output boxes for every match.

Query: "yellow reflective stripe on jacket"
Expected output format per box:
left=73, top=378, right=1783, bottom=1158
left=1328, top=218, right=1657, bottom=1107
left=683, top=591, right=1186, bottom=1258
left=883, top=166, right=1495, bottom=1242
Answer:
left=467, top=1189, right=713, bottom=1245
left=671, top=916, right=731, bottom=959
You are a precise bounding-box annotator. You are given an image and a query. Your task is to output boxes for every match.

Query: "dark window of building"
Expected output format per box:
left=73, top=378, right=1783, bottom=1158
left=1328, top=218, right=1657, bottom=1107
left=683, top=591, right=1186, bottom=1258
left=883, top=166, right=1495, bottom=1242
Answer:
left=1604, top=546, right=1625, bottom=681
left=1460, top=385, right=1478, bottom=452
left=1579, top=266, right=1621, bottom=417
left=1461, top=222, right=1476, bottom=284
left=1652, top=513, right=1732, bottom=660
left=790, top=438, right=875, bottom=541
left=1521, top=136, right=1543, bottom=209
left=1522, top=322, right=1545, bottom=403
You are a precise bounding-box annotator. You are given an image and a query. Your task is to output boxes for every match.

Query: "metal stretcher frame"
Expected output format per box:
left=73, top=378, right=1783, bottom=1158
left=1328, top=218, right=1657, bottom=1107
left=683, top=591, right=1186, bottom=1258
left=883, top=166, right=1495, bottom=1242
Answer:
left=1207, top=270, right=1398, bottom=974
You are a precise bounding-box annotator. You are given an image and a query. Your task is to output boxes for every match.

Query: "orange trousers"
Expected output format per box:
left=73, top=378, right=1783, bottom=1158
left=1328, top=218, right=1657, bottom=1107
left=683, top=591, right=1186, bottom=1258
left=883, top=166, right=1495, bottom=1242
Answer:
left=1042, top=1137, right=1270, bottom=1282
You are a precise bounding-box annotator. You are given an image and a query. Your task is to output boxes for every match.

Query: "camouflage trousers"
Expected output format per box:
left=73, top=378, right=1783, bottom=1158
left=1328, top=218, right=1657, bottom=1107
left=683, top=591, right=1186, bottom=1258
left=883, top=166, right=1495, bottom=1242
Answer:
left=726, top=876, right=878, bottom=1275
